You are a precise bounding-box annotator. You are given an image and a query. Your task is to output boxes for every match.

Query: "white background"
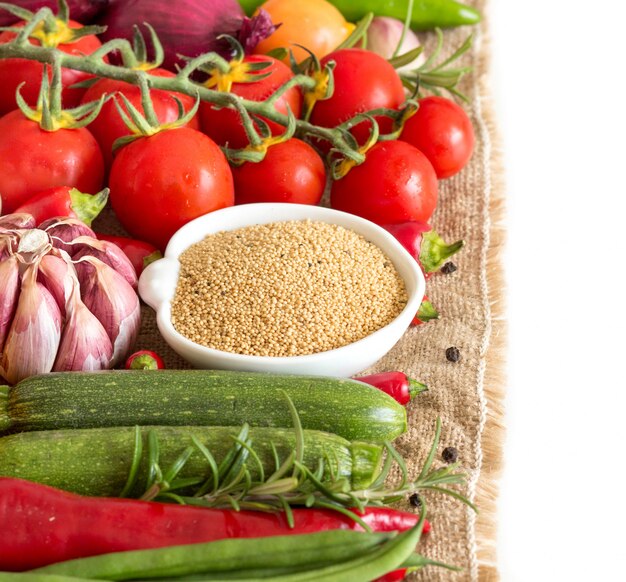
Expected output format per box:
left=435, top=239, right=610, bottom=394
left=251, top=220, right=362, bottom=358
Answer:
left=490, top=0, right=626, bottom=580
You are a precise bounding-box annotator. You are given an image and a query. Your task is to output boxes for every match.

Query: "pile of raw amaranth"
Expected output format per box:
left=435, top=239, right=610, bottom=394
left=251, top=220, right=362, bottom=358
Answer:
left=171, top=220, right=408, bottom=357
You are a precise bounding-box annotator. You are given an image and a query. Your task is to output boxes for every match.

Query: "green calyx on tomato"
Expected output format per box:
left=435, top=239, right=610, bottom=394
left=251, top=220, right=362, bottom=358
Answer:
left=119, top=24, right=165, bottom=72
left=226, top=108, right=297, bottom=164
left=1, top=0, right=105, bottom=48
left=299, top=51, right=335, bottom=122
left=16, top=60, right=106, bottom=132
left=111, top=83, right=200, bottom=151
left=201, top=36, right=274, bottom=93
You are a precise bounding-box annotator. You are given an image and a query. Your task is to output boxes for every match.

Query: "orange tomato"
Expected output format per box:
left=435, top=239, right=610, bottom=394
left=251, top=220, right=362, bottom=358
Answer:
left=253, top=0, right=354, bottom=63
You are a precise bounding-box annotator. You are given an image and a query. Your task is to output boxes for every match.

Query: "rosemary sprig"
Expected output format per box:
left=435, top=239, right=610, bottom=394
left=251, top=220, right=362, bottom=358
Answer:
left=121, top=393, right=476, bottom=524
left=401, top=28, right=474, bottom=101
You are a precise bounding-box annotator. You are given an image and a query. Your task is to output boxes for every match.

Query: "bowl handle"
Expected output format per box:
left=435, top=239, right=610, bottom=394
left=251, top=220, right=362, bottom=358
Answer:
left=138, top=258, right=179, bottom=311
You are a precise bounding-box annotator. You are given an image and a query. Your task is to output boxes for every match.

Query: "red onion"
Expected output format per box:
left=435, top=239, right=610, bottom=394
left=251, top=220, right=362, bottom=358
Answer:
left=0, top=0, right=109, bottom=26
left=99, top=0, right=245, bottom=71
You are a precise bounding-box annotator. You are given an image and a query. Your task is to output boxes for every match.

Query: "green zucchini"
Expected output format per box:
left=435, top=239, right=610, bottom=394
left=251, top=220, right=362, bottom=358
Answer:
left=0, top=425, right=383, bottom=496
left=0, top=370, right=406, bottom=442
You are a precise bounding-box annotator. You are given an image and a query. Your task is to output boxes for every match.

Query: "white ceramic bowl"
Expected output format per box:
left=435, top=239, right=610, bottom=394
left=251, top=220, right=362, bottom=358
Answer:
left=139, top=204, right=425, bottom=377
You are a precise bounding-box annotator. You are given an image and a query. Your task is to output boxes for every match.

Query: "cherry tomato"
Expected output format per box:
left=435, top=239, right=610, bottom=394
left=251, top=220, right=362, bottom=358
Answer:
left=0, top=110, right=104, bottom=214
left=80, top=69, right=199, bottom=170
left=310, top=49, right=406, bottom=148
left=399, top=96, right=474, bottom=179
left=330, top=140, right=438, bottom=225
left=199, top=55, right=301, bottom=150
left=0, top=20, right=103, bottom=116
left=108, top=128, right=234, bottom=251
left=233, top=139, right=326, bottom=205
left=253, top=0, right=354, bottom=63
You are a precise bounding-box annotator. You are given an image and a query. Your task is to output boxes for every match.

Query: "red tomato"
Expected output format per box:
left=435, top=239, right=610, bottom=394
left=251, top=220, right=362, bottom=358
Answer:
left=0, top=111, right=104, bottom=214
left=0, top=20, right=103, bottom=116
left=310, top=49, right=405, bottom=145
left=399, top=96, right=475, bottom=179
left=80, top=69, right=199, bottom=169
left=330, top=141, right=438, bottom=225
left=233, top=139, right=326, bottom=205
left=108, top=128, right=234, bottom=251
left=199, top=55, right=302, bottom=150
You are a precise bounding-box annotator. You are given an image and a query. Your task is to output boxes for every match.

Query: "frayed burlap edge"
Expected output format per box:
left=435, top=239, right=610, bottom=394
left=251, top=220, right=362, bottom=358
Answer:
left=474, top=2, right=507, bottom=580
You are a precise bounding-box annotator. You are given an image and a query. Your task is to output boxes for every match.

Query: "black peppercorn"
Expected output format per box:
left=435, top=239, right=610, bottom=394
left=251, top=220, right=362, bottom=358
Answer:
left=442, top=446, right=459, bottom=464
left=441, top=261, right=457, bottom=275
left=446, top=346, right=461, bottom=362
left=408, top=493, right=422, bottom=508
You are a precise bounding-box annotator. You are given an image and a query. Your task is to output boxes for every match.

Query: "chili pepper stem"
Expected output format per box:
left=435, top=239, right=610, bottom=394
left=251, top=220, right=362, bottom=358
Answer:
left=419, top=230, right=464, bottom=273
left=69, top=188, right=109, bottom=227
left=408, top=379, right=428, bottom=399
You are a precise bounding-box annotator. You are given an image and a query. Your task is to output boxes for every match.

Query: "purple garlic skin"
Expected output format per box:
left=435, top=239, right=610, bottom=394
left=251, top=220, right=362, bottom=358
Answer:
left=72, top=237, right=138, bottom=289
left=41, top=218, right=96, bottom=255
left=0, top=254, right=20, bottom=353
left=75, top=257, right=141, bottom=367
left=0, top=213, right=36, bottom=231
left=52, top=282, right=113, bottom=373
left=0, top=264, right=62, bottom=385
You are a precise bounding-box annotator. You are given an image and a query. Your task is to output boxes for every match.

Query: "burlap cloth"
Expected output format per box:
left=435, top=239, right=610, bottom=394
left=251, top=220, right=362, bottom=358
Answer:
left=95, top=1, right=505, bottom=578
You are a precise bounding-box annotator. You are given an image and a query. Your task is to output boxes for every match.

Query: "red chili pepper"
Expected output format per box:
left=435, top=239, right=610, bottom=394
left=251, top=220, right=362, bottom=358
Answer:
left=357, top=371, right=427, bottom=406
left=95, top=233, right=162, bottom=276
left=412, top=295, right=440, bottom=326
left=13, top=187, right=109, bottom=227
left=125, top=350, right=165, bottom=370
left=375, top=569, right=409, bottom=582
left=0, top=477, right=429, bottom=571
left=382, top=221, right=464, bottom=275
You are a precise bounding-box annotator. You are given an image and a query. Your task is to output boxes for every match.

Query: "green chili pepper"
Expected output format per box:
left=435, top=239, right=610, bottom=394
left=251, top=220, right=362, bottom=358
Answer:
left=32, top=530, right=394, bottom=580
left=238, top=0, right=481, bottom=29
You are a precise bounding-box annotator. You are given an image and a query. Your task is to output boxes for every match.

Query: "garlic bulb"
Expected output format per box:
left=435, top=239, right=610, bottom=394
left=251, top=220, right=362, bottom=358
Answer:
left=0, top=213, right=142, bottom=384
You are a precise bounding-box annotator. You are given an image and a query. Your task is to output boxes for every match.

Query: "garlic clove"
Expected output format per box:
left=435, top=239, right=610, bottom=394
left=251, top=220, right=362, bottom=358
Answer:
left=0, top=264, right=62, bottom=385
left=72, top=237, right=138, bottom=289
left=0, top=213, right=37, bottom=231
left=37, top=250, right=77, bottom=318
left=0, top=254, right=20, bottom=354
left=52, top=280, right=113, bottom=373
left=40, top=218, right=96, bottom=254
left=74, top=256, right=140, bottom=367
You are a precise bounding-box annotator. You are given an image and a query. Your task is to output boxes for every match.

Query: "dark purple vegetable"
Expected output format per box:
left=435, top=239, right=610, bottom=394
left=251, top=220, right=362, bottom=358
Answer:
left=0, top=0, right=109, bottom=26
left=98, top=0, right=245, bottom=70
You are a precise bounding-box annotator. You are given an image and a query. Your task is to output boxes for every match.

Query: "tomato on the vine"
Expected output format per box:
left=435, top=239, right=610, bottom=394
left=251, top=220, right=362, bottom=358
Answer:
left=233, top=139, right=326, bottom=206
left=0, top=110, right=104, bottom=214
left=0, top=20, right=103, bottom=116
left=310, top=48, right=405, bottom=145
left=80, top=69, right=199, bottom=169
left=399, top=96, right=475, bottom=179
left=199, top=55, right=302, bottom=150
left=108, top=128, right=234, bottom=251
left=253, top=0, right=354, bottom=63
left=330, top=140, right=438, bottom=226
